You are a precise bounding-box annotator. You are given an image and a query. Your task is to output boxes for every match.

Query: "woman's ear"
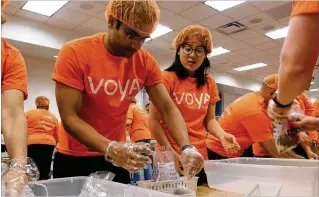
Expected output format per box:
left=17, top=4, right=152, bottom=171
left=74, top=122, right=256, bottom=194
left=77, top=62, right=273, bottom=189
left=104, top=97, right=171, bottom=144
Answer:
left=108, top=16, right=115, bottom=29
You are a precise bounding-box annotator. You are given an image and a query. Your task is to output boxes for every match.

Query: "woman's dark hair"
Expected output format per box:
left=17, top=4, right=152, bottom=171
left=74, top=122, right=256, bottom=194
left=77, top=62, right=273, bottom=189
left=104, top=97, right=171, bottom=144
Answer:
left=165, top=47, right=210, bottom=88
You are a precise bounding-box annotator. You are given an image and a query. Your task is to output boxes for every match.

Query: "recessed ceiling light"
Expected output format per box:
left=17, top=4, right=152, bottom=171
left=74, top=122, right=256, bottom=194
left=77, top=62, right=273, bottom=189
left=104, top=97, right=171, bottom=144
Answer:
left=204, top=1, right=245, bottom=11
left=54, top=55, right=58, bottom=58
left=233, top=62, right=268, bottom=72
left=22, top=1, right=69, bottom=17
left=146, top=24, right=173, bottom=42
left=311, top=81, right=315, bottom=84
left=309, top=88, right=318, bottom=92
left=207, top=46, right=230, bottom=57
left=265, top=26, right=288, bottom=40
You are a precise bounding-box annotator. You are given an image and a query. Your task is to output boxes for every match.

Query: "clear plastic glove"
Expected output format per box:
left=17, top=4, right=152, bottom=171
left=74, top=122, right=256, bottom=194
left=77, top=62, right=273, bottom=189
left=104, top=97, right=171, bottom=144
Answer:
left=2, top=162, right=27, bottom=196
left=173, top=151, right=184, bottom=175
left=180, top=147, right=204, bottom=179
left=105, top=141, right=152, bottom=172
left=306, top=151, right=319, bottom=160
left=289, top=113, right=319, bottom=131
left=220, top=133, right=241, bottom=155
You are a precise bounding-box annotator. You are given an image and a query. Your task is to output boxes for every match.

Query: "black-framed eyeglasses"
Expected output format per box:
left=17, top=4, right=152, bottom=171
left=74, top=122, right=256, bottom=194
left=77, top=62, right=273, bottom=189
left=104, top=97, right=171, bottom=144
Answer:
left=127, top=35, right=152, bottom=44
left=181, top=44, right=206, bottom=57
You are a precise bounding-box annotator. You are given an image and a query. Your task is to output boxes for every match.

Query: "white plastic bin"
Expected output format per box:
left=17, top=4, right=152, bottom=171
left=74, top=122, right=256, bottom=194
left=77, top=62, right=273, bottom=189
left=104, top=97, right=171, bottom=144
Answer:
left=29, top=176, right=173, bottom=196
left=246, top=183, right=282, bottom=196
left=204, top=158, right=318, bottom=196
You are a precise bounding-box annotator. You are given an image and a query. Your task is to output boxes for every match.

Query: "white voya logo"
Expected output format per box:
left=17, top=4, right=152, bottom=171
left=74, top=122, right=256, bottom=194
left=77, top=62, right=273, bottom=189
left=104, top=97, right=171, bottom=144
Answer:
left=88, top=76, right=140, bottom=101
left=173, top=92, right=210, bottom=109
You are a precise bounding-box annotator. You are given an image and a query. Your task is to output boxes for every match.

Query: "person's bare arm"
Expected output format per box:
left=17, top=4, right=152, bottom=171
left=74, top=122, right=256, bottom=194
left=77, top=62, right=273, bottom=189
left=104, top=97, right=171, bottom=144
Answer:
left=1, top=90, right=27, bottom=159
left=148, top=102, right=173, bottom=149
left=146, top=83, right=190, bottom=148
left=55, top=82, right=110, bottom=153
left=277, top=14, right=319, bottom=105
left=260, top=140, right=280, bottom=158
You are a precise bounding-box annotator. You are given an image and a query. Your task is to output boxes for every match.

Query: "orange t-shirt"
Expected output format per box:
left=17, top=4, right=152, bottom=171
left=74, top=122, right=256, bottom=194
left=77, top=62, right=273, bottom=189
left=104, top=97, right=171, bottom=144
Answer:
left=291, top=1, right=319, bottom=17
left=206, top=92, right=273, bottom=158
left=313, top=98, right=319, bottom=117
left=1, top=38, right=28, bottom=99
left=159, top=71, right=220, bottom=160
left=26, top=109, right=59, bottom=146
left=125, top=104, right=151, bottom=142
left=52, top=33, right=162, bottom=156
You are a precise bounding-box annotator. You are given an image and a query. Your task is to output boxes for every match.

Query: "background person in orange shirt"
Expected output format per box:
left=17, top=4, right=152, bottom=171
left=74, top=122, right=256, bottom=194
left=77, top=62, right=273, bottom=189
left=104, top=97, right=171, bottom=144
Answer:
left=26, top=96, right=59, bottom=180
left=125, top=98, right=152, bottom=182
left=149, top=25, right=240, bottom=185
left=52, top=0, right=203, bottom=183
left=1, top=1, right=29, bottom=195
left=268, top=1, right=319, bottom=120
left=206, top=74, right=284, bottom=159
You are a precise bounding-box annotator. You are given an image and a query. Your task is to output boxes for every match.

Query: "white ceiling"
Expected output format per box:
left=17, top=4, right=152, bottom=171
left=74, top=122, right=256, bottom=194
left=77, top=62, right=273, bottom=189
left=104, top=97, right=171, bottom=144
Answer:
left=3, top=0, right=319, bottom=94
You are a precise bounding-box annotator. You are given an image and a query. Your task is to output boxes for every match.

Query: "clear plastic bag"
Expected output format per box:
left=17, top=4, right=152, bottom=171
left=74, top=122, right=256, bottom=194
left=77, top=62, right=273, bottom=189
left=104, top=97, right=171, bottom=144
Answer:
left=152, top=147, right=180, bottom=182
left=273, top=104, right=302, bottom=154
left=79, top=171, right=115, bottom=197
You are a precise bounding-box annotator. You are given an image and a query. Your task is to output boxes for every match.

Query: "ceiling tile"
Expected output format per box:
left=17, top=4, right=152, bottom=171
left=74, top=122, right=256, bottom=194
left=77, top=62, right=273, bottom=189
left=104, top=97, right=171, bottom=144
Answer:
left=73, top=26, right=99, bottom=36
left=160, top=31, right=179, bottom=43
left=199, top=14, right=234, bottom=29
left=96, top=10, right=106, bottom=20
left=278, top=16, right=290, bottom=26
left=239, top=13, right=274, bottom=28
left=99, top=1, right=108, bottom=5
left=211, top=30, right=227, bottom=39
left=264, top=47, right=282, bottom=57
left=250, top=1, right=290, bottom=11
left=242, top=35, right=272, bottom=45
left=149, top=38, right=172, bottom=52
left=179, top=3, right=218, bottom=22
left=47, top=18, right=77, bottom=31
left=276, top=38, right=285, bottom=46
left=161, top=15, right=193, bottom=30
left=52, top=7, right=91, bottom=26
left=158, top=1, right=200, bottom=14
left=252, top=20, right=285, bottom=34
left=264, top=3, right=291, bottom=20
left=66, top=1, right=105, bottom=16
left=15, top=10, right=49, bottom=23
left=160, top=7, right=176, bottom=21
left=82, top=17, right=108, bottom=32
left=229, top=29, right=260, bottom=41
left=245, top=51, right=270, bottom=60
left=254, top=41, right=278, bottom=50
left=215, top=37, right=248, bottom=51
left=6, top=1, right=26, bottom=9
left=234, top=46, right=259, bottom=56
left=3, top=6, right=19, bottom=15
left=223, top=2, right=260, bottom=21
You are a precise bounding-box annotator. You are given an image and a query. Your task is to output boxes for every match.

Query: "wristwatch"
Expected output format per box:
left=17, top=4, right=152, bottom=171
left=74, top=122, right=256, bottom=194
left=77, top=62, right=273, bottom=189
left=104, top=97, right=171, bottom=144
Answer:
left=272, top=93, right=293, bottom=108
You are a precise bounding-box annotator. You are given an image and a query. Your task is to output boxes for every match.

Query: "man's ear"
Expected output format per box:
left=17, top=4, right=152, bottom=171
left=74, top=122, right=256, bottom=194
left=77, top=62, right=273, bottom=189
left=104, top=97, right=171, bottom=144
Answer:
left=108, top=16, right=115, bottom=29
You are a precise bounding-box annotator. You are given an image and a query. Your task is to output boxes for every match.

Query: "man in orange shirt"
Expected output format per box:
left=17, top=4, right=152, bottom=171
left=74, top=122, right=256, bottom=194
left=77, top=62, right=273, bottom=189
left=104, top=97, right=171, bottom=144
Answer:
left=207, top=74, right=283, bottom=159
left=53, top=0, right=203, bottom=183
left=26, top=96, right=59, bottom=180
left=268, top=1, right=319, bottom=120
left=1, top=1, right=29, bottom=195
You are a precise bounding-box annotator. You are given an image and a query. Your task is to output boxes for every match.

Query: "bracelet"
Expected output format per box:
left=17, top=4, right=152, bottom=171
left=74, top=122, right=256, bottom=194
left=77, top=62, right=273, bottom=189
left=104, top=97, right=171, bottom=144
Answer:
left=272, top=95, right=293, bottom=108
left=180, top=145, right=195, bottom=154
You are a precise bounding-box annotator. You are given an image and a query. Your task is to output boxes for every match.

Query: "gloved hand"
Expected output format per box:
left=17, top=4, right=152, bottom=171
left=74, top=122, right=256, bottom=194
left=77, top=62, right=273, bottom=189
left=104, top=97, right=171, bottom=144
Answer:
left=220, top=133, right=241, bottom=155
left=180, top=146, right=204, bottom=179
left=267, top=99, right=292, bottom=121
left=2, top=159, right=28, bottom=197
left=298, top=132, right=312, bottom=145
left=173, top=150, right=184, bottom=175
left=105, top=141, right=152, bottom=172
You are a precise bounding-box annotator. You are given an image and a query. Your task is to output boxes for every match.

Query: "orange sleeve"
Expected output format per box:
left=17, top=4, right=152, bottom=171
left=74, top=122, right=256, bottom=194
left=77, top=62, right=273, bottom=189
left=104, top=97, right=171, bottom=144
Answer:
left=130, top=106, right=151, bottom=142
left=161, top=72, right=173, bottom=95
left=301, top=93, right=314, bottom=116
left=127, top=106, right=133, bottom=120
left=313, top=99, right=319, bottom=117
left=144, top=51, right=163, bottom=87
left=1, top=49, right=28, bottom=100
left=241, top=113, right=273, bottom=143
left=291, top=1, right=319, bottom=17
left=52, top=44, right=84, bottom=91
left=208, top=76, right=220, bottom=104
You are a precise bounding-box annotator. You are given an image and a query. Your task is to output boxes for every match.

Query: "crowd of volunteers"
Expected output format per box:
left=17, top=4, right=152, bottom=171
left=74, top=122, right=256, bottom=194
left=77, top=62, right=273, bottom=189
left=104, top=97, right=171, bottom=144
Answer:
left=1, top=0, right=318, bottom=196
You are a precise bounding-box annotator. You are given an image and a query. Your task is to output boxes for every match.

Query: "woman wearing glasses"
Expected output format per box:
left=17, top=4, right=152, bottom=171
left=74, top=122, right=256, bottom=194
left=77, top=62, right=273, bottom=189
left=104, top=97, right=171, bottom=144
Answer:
left=149, top=25, right=240, bottom=185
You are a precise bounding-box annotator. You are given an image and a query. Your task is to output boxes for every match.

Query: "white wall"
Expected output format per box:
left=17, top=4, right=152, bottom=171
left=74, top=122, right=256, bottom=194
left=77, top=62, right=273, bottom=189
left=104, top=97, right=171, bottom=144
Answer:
left=24, top=57, right=60, bottom=120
